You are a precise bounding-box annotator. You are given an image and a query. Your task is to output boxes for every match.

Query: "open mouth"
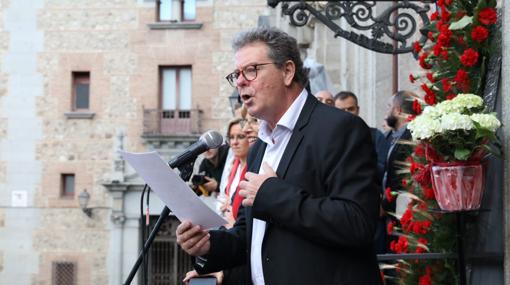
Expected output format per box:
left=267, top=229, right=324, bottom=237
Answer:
left=247, top=136, right=257, bottom=144
left=241, top=94, right=252, bottom=103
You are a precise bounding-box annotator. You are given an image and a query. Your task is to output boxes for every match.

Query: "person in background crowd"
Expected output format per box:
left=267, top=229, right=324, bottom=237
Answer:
left=195, top=144, right=229, bottom=195
left=334, top=91, right=389, bottom=182
left=177, top=26, right=381, bottom=285
left=381, top=90, right=419, bottom=251
left=334, top=90, right=390, bottom=255
left=217, top=118, right=250, bottom=220
left=315, top=90, right=335, bottom=106
left=240, top=106, right=259, bottom=147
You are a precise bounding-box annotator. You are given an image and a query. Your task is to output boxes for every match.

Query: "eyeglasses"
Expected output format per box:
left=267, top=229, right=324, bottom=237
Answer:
left=226, top=134, right=247, bottom=143
left=239, top=118, right=258, bottom=128
left=225, top=62, right=275, bottom=87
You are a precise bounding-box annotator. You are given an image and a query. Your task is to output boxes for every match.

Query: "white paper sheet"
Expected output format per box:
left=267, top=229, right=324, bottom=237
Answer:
left=120, top=151, right=227, bottom=229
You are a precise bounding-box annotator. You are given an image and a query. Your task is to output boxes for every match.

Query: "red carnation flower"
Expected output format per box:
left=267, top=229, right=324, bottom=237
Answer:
left=430, top=11, right=439, bottom=21
left=442, top=78, right=452, bottom=92
left=422, top=84, right=437, bottom=105
left=416, top=238, right=428, bottom=254
left=423, top=187, right=435, bottom=200
left=387, top=221, right=395, bottom=235
left=419, top=52, right=432, bottom=69
left=471, top=25, right=489, bottom=42
left=415, top=143, right=425, bottom=157
left=440, top=49, right=449, bottom=60
left=433, top=43, right=443, bottom=56
left=413, top=167, right=431, bottom=187
left=385, top=187, right=394, bottom=203
left=438, top=26, right=452, bottom=46
left=419, top=271, right=432, bottom=285
left=426, top=73, right=435, bottom=83
left=400, top=207, right=414, bottom=231
left=454, top=69, right=469, bottom=90
left=409, top=74, right=416, bottom=83
left=460, top=48, right=479, bottom=67
left=394, top=236, right=409, bottom=253
left=424, top=93, right=436, bottom=105
left=413, top=41, right=422, bottom=53
left=478, top=8, right=497, bottom=26
left=427, top=31, right=434, bottom=41
left=441, top=10, right=451, bottom=21
left=436, top=19, right=445, bottom=31
left=412, top=99, right=422, bottom=115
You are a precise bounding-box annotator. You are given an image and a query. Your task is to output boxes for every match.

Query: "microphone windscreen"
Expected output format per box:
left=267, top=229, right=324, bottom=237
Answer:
left=200, top=130, right=223, bottom=149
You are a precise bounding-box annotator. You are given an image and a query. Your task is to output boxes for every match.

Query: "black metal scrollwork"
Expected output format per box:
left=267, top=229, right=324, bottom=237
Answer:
left=268, top=0, right=432, bottom=54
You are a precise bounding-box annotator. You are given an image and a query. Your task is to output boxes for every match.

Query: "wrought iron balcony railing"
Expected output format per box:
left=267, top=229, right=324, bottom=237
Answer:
left=143, top=108, right=203, bottom=135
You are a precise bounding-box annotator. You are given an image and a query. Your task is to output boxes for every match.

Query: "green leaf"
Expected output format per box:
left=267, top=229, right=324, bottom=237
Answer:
left=449, top=16, right=473, bottom=30
left=454, top=148, right=472, bottom=160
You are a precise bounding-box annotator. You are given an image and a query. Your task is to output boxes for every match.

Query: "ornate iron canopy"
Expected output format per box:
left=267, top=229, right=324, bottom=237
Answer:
left=267, top=0, right=433, bottom=54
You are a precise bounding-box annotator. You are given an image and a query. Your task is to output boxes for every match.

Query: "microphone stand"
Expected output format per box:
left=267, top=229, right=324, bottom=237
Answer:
left=123, top=160, right=195, bottom=285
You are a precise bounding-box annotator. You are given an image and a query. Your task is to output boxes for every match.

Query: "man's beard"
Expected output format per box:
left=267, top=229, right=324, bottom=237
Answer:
left=385, top=115, right=398, bottom=129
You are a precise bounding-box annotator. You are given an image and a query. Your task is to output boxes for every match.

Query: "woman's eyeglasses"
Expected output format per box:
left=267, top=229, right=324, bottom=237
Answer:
left=239, top=118, right=258, bottom=128
left=226, top=134, right=247, bottom=143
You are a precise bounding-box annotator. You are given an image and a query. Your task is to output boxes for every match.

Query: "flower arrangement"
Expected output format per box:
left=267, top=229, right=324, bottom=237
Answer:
left=383, top=0, right=500, bottom=284
left=408, top=93, right=501, bottom=161
left=410, top=0, right=498, bottom=105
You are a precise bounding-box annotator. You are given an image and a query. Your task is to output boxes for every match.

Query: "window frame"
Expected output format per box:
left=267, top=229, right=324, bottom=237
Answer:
left=159, top=66, right=192, bottom=115
left=52, top=261, right=77, bottom=285
left=71, top=71, right=91, bottom=112
left=156, top=0, right=196, bottom=22
left=61, top=173, right=75, bottom=198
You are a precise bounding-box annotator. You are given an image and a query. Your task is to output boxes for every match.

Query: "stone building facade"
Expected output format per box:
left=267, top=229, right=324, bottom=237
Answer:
left=2, top=1, right=495, bottom=285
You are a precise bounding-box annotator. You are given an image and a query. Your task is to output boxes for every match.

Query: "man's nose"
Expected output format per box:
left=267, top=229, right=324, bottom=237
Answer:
left=236, top=74, right=248, bottom=87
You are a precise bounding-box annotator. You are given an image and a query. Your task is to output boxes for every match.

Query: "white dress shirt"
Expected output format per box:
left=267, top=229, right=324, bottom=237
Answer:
left=250, top=89, right=308, bottom=285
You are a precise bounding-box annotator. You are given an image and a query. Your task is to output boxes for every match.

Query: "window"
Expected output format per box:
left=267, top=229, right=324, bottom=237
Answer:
left=157, top=0, right=196, bottom=22
left=160, top=66, right=192, bottom=117
left=52, top=261, right=76, bottom=285
left=61, top=174, right=75, bottom=197
left=72, top=72, right=90, bottom=111
left=144, top=216, right=193, bottom=284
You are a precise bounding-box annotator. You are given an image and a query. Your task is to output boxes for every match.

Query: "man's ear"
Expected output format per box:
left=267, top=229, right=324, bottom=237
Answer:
left=282, top=60, right=296, bottom=86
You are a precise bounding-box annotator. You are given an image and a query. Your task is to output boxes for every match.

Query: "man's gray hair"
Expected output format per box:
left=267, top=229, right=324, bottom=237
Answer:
left=232, top=26, right=309, bottom=86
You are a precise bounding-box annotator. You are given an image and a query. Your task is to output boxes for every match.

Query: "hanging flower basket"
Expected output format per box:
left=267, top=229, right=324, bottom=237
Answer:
left=430, top=161, right=484, bottom=211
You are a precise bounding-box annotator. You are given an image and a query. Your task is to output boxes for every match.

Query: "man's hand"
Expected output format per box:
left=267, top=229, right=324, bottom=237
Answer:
left=238, top=162, right=276, bottom=207
left=176, top=220, right=211, bottom=256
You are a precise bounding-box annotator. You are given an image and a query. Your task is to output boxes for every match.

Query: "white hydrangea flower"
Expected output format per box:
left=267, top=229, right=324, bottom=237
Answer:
left=451, top=93, right=484, bottom=110
left=436, top=100, right=464, bottom=115
left=422, top=105, right=441, bottom=118
left=471, top=113, right=501, bottom=132
left=409, top=115, right=441, bottom=140
left=440, top=113, right=474, bottom=131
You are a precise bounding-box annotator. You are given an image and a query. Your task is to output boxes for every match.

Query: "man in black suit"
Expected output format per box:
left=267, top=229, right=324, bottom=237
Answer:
left=381, top=90, right=418, bottom=215
left=177, top=27, right=382, bottom=285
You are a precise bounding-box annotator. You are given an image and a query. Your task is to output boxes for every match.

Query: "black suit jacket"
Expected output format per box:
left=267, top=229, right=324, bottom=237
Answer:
left=381, top=127, right=413, bottom=212
left=197, top=94, right=382, bottom=285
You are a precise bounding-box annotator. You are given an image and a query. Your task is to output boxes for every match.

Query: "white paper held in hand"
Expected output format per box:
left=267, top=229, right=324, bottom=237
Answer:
left=120, top=150, right=227, bottom=229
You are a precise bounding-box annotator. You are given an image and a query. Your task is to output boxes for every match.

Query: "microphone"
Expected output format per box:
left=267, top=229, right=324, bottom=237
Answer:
left=168, top=130, right=223, bottom=168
